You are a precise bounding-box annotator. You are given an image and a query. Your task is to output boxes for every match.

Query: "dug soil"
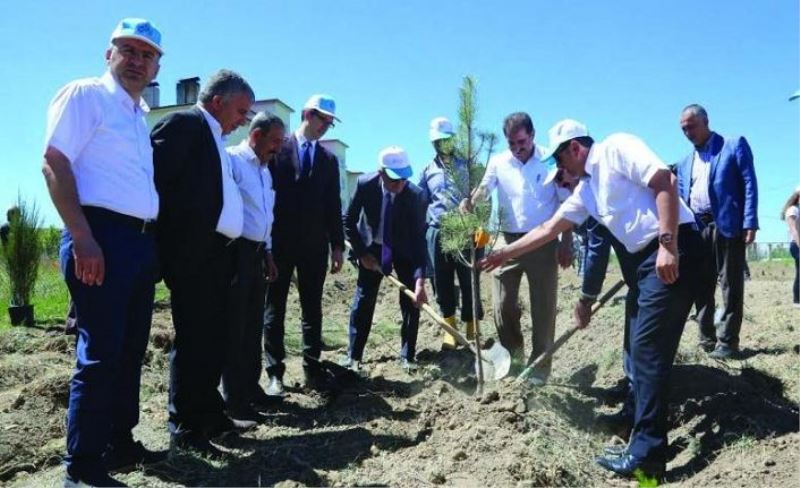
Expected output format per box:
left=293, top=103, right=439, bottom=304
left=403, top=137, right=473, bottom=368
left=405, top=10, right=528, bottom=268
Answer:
left=1, top=261, right=798, bottom=486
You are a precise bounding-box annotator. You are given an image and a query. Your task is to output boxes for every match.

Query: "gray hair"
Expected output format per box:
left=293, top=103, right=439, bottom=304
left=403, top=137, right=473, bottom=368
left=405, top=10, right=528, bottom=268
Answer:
left=249, top=111, right=285, bottom=134
left=682, top=103, right=708, bottom=121
left=199, top=69, right=254, bottom=104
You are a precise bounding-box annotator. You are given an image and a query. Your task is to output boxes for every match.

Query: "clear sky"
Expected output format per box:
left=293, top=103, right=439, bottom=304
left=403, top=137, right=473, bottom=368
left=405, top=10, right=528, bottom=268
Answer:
left=1, top=0, right=798, bottom=241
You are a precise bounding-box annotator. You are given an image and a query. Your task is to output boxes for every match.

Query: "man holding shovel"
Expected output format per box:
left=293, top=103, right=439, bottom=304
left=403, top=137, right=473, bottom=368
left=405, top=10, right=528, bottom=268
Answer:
left=480, top=120, right=701, bottom=482
left=342, top=146, right=428, bottom=373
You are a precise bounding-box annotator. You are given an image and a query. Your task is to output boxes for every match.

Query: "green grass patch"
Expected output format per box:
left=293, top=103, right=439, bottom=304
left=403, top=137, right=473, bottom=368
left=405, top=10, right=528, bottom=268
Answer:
left=0, top=258, right=170, bottom=331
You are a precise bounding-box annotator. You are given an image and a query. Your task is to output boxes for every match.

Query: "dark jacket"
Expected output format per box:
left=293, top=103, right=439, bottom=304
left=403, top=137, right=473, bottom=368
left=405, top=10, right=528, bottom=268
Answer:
left=344, top=172, right=427, bottom=280
left=676, top=132, right=759, bottom=238
left=151, top=107, right=223, bottom=274
left=270, top=134, right=344, bottom=257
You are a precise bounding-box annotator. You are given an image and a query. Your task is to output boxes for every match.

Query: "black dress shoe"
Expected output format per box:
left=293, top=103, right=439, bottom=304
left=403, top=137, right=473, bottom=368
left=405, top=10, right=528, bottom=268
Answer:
left=250, top=390, right=280, bottom=410
left=226, top=406, right=266, bottom=423
left=65, top=471, right=127, bottom=487
left=206, top=415, right=257, bottom=438
left=104, top=440, right=167, bottom=472
left=596, top=452, right=665, bottom=480
left=303, top=370, right=338, bottom=394
left=170, top=432, right=225, bottom=460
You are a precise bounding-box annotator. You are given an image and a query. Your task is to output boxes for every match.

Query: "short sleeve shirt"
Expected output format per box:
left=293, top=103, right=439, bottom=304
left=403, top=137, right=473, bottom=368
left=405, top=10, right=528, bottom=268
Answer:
left=44, top=71, right=158, bottom=220
left=556, top=133, right=695, bottom=253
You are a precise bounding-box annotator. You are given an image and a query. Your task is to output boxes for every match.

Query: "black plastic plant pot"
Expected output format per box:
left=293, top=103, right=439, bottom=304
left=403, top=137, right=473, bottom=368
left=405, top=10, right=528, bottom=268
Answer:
left=8, top=304, right=34, bottom=326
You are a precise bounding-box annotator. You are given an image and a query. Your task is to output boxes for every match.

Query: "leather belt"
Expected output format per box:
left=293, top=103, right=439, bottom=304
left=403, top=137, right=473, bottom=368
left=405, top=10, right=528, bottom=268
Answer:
left=82, top=206, right=155, bottom=234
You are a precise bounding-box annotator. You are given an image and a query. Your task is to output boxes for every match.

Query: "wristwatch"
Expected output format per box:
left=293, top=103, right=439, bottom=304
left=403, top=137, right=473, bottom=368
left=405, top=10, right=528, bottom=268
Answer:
left=658, top=232, right=674, bottom=246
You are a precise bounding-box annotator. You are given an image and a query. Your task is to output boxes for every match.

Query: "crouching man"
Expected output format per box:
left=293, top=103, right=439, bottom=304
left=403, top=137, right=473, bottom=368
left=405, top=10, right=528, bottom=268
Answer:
left=342, top=146, right=428, bottom=373
left=480, top=120, right=701, bottom=481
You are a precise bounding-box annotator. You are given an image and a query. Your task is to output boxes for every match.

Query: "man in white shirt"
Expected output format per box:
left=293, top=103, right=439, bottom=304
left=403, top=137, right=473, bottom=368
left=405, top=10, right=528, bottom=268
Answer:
left=151, top=70, right=254, bottom=457
left=461, top=112, right=572, bottom=382
left=221, top=112, right=283, bottom=420
left=42, top=18, right=165, bottom=487
left=480, top=120, right=702, bottom=482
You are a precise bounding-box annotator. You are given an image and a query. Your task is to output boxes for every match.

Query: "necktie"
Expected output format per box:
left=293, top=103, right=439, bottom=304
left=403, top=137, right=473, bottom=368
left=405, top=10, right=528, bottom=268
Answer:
left=381, top=192, right=393, bottom=275
left=300, top=141, right=312, bottom=180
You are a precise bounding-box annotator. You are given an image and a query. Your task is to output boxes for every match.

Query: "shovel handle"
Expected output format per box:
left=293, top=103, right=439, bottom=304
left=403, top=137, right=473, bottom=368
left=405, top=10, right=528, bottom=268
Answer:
left=385, top=274, right=478, bottom=355
left=517, top=279, right=626, bottom=382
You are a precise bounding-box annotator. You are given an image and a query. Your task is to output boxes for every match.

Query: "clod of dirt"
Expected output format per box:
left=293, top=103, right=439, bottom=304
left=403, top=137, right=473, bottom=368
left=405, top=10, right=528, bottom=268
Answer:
left=514, top=399, right=527, bottom=414
left=429, top=470, right=447, bottom=484
left=479, top=390, right=500, bottom=404
left=452, top=449, right=467, bottom=461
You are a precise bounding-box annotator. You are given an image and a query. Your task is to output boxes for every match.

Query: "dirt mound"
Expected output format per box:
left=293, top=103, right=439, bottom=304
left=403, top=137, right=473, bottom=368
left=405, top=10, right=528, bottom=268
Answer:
left=2, top=261, right=799, bottom=486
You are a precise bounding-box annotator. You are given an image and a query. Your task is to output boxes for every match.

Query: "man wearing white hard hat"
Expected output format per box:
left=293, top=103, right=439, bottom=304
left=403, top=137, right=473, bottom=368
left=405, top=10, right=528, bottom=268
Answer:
left=342, top=146, right=428, bottom=372
left=42, top=17, right=164, bottom=486
left=461, top=112, right=572, bottom=384
left=264, top=94, right=345, bottom=394
left=418, top=117, right=483, bottom=350
left=480, top=119, right=702, bottom=482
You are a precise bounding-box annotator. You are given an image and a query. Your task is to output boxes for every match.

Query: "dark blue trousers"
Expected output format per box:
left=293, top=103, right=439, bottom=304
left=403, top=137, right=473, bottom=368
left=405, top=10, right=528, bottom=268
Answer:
left=348, top=245, right=419, bottom=361
left=789, top=242, right=800, bottom=303
left=426, top=226, right=483, bottom=321
left=60, top=209, right=157, bottom=478
left=618, top=225, right=701, bottom=462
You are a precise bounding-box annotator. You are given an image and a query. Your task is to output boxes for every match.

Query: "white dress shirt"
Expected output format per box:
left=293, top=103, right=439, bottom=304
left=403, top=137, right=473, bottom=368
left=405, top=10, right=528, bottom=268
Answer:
left=556, top=133, right=695, bottom=253
left=227, top=139, right=275, bottom=247
left=44, top=71, right=158, bottom=220
left=198, top=105, right=243, bottom=239
left=478, top=145, right=560, bottom=233
left=294, top=130, right=317, bottom=180
left=689, top=150, right=712, bottom=214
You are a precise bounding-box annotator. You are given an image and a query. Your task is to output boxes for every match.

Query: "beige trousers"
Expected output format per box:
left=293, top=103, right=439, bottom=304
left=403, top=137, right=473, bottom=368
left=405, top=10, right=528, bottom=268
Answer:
left=491, top=235, right=558, bottom=377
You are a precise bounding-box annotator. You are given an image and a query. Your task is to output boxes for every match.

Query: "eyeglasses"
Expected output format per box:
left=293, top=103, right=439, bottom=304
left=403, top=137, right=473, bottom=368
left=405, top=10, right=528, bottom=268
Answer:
left=313, top=111, right=335, bottom=128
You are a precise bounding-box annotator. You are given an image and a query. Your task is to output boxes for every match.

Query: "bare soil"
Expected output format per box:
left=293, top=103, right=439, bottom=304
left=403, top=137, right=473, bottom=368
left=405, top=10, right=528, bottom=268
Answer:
left=1, top=261, right=798, bottom=487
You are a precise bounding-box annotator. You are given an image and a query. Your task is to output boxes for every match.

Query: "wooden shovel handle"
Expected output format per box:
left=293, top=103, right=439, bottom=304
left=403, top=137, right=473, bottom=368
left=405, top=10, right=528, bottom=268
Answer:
left=518, top=279, right=626, bottom=380
left=385, top=274, right=479, bottom=355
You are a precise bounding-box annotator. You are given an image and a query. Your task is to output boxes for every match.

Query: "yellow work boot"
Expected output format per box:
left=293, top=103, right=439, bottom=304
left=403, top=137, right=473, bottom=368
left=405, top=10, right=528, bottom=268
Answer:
left=465, top=320, right=477, bottom=341
left=441, top=315, right=458, bottom=350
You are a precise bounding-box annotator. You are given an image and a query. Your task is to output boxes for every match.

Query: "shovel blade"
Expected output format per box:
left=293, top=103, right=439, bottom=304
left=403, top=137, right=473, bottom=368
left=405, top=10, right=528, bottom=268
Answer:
left=475, top=341, right=511, bottom=381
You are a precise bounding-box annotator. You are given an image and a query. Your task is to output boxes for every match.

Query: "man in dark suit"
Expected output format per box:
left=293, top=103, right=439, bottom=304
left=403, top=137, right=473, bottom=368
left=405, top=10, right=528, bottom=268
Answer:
left=151, top=70, right=255, bottom=456
left=264, top=94, right=345, bottom=394
left=676, top=104, right=758, bottom=359
left=342, top=146, right=428, bottom=372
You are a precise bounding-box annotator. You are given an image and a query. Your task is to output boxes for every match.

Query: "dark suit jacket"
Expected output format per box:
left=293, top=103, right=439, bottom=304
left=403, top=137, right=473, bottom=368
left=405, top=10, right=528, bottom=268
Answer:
left=270, top=135, right=344, bottom=257
left=676, top=132, right=758, bottom=238
left=151, top=107, right=223, bottom=275
left=344, top=172, right=427, bottom=280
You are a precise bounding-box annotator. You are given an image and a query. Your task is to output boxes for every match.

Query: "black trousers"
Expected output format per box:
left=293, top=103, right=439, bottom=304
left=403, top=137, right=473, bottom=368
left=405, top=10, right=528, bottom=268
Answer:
left=263, top=246, right=328, bottom=380
left=694, top=222, right=746, bottom=348
left=166, top=234, right=235, bottom=435
left=221, top=239, right=267, bottom=411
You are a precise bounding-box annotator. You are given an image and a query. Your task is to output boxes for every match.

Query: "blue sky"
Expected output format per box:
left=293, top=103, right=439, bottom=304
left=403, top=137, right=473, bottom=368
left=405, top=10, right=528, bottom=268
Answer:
left=1, top=0, right=798, bottom=241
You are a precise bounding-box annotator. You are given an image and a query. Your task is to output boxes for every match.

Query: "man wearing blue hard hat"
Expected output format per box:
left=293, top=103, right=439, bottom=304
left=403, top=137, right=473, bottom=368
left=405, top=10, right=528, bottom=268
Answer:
left=42, top=17, right=165, bottom=487
left=342, top=146, right=428, bottom=373
left=264, top=94, right=346, bottom=394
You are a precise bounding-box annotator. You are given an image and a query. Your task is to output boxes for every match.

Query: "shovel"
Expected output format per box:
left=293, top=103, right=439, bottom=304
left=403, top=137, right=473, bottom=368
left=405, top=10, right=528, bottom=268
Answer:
left=516, top=279, right=626, bottom=384
left=385, top=274, right=511, bottom=381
